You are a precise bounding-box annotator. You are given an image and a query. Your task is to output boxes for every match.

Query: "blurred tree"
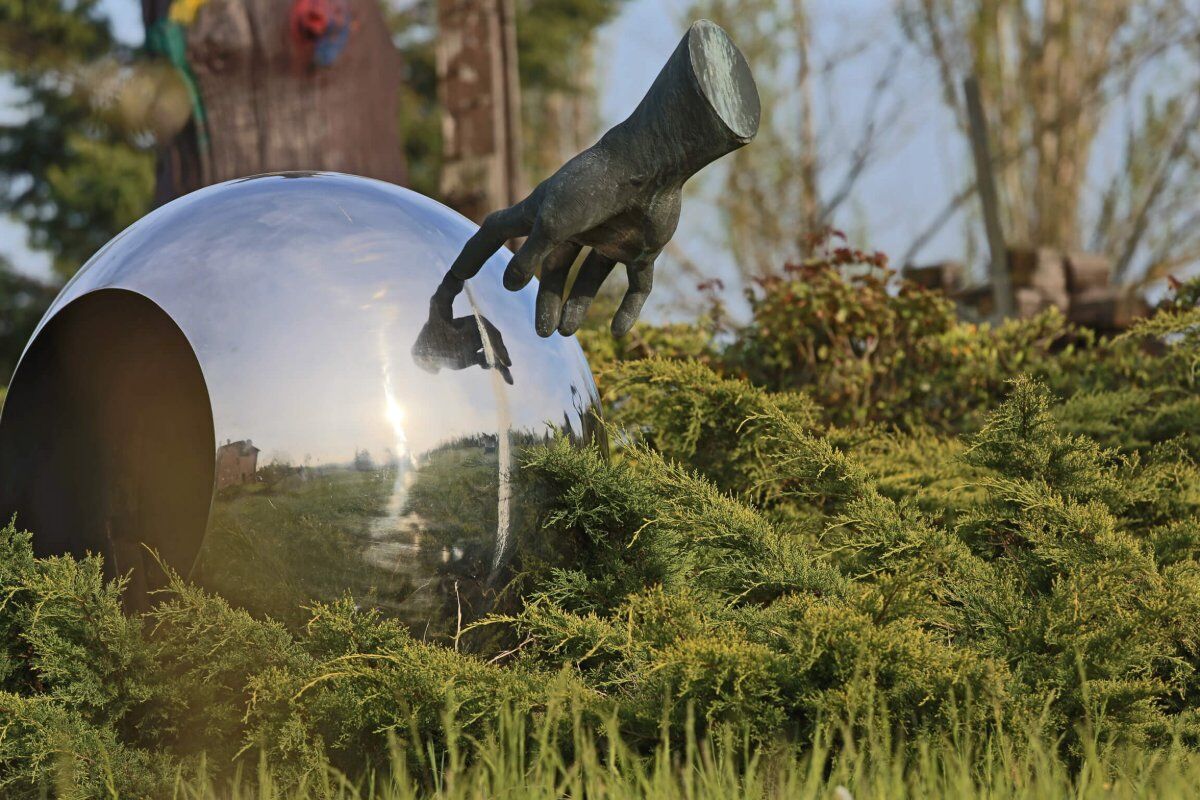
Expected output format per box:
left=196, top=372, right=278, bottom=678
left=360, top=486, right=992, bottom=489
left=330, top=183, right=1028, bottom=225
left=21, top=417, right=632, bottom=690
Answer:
left=386, top=1, right=443, bottom=200
left=394, top=0, right=626, bottom=205
left=0, top=0, right=155, bottom=279
left=0, top=258, right=57, bottom=382
left=688, top=0, right=906, bottom=281
left=899, top=0, right=1200, bottom=282
left=517, top=0, right=627, bottom=182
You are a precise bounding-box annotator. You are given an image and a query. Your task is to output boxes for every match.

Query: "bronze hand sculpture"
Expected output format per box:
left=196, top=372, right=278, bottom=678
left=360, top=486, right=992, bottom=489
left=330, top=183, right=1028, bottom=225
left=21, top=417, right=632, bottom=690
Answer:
left=448, top=19, right=760, bottom=338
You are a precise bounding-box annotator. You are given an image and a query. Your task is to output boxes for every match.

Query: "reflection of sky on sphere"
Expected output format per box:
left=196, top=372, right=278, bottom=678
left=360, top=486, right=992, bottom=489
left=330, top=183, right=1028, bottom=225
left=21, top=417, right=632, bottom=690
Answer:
left=38, top=174, right=597, bottom=467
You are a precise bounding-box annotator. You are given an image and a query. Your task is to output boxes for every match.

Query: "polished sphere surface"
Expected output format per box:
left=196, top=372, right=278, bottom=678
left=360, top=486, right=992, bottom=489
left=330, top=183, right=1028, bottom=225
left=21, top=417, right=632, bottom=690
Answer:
left=0, top=172, right=602, bottom=635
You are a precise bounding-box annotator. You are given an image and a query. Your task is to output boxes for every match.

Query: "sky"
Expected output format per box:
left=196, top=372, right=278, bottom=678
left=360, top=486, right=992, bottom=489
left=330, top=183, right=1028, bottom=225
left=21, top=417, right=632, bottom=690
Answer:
left=0, top=0, right=1181, bottom=311
left=595, top=0, right=979, bottom=312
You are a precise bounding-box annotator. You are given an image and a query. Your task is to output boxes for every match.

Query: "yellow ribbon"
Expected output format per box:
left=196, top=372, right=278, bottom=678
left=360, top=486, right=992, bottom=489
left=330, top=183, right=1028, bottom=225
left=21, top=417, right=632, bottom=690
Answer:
left=168, top=0, right=212, bottom=26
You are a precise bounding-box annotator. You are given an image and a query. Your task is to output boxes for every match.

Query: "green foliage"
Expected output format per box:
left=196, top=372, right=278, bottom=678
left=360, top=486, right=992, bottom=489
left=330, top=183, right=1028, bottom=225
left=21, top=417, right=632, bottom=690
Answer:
left=198, top=468, right=404, bottom=625
left=577, top=310, right=719, bottom=376
left=723, top=240, right=1068, bottom=430
left=516, top=0, right=627, bottom=95
left=575, top=357, right=1200, bottom=753
left=0, top=0, right=113, bottom=71
left=0, top=260, right=56, bottom=382
left=601, top=358, right=818, bottom=498
left=0, top=523, right=600, bottom=794
left=35, top=131, right=154, bottom=276
left=0, top=0, right=155, bottom=280
left=1042, top=286, right=1200, bottom=457
left=5, top=238, right=1200, bottom=794
left=385, top=1, right=442, bottom=201
left=118, top=718, right=1200, bottom=798
left=0, top=527, right=178, bottom=797
left=585, top=236, right=1075, bottom=435
left=500, top=438, right=1001, bottom=747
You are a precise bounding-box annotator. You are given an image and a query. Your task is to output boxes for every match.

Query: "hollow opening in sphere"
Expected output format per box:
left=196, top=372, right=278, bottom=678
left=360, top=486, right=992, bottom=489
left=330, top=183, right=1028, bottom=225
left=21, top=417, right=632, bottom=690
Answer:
left=0, top=289, right=215, bottom=609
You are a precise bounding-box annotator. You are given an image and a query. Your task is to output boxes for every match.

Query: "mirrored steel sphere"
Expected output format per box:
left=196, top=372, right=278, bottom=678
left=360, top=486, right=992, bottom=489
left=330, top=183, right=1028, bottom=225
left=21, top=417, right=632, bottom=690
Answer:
left=0, top=172, right=603, bottom=637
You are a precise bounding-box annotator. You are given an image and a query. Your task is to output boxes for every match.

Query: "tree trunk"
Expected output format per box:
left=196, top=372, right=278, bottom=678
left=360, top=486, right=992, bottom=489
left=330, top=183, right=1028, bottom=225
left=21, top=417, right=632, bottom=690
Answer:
left=146, top=0, right=406, bottom=204
left=435, top=0, right=524, bottom=222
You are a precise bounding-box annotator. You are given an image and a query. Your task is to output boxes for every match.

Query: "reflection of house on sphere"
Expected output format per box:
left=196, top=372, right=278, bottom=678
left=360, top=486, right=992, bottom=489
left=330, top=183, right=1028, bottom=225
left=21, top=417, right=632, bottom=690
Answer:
left=216, top=439, right=260, bottom=490
left=0, top=172, right=602, bottom=638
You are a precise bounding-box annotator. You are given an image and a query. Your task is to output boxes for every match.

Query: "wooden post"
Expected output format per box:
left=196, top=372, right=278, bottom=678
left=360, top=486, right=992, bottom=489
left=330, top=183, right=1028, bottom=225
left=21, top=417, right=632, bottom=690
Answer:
left=437, top=0, right=524, bottom=222
left=963, top=76, right=1013, bottom=320
left=497, top=0, right=524, bottom=205
left=149, top=0, right=407, bottom=204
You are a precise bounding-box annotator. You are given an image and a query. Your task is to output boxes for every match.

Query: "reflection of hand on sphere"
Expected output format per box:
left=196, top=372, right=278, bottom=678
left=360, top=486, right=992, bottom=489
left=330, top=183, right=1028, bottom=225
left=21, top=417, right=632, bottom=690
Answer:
left=447, top=20, right=759, bottom=339
left=412, top=272, right=513, bottom=385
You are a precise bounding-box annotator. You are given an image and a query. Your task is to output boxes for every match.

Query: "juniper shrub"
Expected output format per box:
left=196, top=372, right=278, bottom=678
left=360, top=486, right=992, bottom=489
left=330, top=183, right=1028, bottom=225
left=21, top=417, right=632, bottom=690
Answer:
left=2, top=269, right=1200, bottom=794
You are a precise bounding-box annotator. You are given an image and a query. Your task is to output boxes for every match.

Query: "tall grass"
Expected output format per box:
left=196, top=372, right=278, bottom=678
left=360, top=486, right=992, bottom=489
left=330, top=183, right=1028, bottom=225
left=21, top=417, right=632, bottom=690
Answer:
left=164, top=709, right=1199, bottom=800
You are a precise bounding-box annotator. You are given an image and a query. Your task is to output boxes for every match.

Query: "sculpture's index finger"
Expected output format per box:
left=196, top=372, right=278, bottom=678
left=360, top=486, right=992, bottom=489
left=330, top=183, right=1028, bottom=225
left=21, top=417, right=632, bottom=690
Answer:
left=535, top=242, right=583, bottom=337
left=448, top=202, right=534, bottom=280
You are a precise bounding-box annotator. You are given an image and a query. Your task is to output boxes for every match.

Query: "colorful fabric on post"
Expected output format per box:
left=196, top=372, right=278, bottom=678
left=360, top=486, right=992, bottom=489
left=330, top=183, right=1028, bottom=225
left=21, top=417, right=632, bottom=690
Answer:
left=144, top=18, right=209, bottom=151
left=169, top=0, right=212, bottom=26
left=290, top=0, right=354, bottom=68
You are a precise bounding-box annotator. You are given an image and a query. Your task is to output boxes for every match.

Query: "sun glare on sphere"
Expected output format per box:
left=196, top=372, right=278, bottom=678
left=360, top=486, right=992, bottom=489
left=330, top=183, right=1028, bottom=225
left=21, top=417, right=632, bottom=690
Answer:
left=383, top=389, right=408, bottom=460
